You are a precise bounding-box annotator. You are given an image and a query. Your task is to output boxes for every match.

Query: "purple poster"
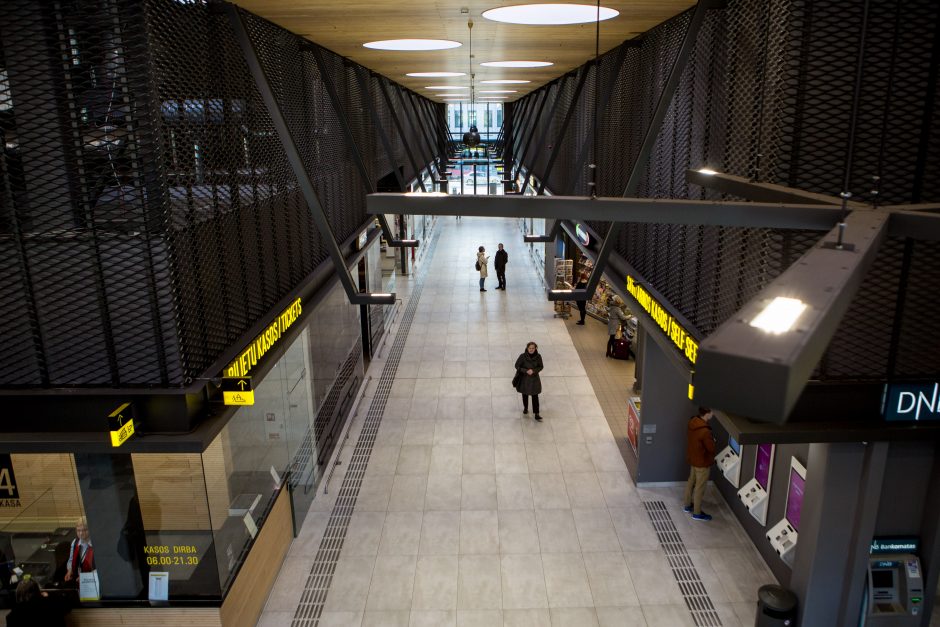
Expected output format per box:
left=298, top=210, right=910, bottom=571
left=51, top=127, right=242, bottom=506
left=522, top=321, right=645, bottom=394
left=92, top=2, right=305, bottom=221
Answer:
left=785, top=468, right=806, bottom=531
left=755, top=443, right=773, bottom=490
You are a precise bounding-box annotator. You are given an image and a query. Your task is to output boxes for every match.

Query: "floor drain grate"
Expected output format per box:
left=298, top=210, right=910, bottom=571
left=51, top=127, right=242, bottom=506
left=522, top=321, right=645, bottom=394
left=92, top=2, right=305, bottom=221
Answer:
left=644, top=501, right=723, bottom=627
left=292, top=232, right=441, bottom=627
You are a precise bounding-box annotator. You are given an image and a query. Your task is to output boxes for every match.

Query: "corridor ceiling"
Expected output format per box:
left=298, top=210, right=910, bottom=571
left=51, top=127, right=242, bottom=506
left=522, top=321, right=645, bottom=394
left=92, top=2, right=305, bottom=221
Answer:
left=233, top=1, right=695, bottom=102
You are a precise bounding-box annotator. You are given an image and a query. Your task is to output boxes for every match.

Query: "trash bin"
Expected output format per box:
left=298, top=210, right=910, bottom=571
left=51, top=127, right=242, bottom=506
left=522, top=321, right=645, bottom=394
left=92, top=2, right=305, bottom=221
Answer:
left=755, top=584, right=798, bottom=626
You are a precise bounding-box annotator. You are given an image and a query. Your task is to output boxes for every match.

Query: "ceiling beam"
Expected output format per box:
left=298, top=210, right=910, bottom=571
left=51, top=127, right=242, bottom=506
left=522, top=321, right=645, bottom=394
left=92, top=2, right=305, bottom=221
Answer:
left=888, top=210, right=940, bottom=241
left=693, top=210, right=891, bottom=423
left=366, top=193, right=844, bottom=230
left=685, top=169, right=870, bottom=208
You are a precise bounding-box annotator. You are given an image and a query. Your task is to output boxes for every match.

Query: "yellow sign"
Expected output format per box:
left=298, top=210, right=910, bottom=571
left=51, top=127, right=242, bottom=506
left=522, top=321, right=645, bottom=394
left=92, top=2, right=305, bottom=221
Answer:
left=108, top=403, right=136, bottom=447
left=223, top=377, right=255, bottom=406
left=626, top=276, right=699, bottom=365
left=226, top=298, right=302, bottom=378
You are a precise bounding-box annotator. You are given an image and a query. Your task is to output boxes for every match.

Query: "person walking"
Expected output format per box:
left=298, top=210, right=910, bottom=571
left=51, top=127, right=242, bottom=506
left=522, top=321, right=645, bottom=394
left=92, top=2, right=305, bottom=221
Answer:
left=605, top=296, right=629, bottom=357
left=513, top=342, right=544, bottom=421
left=683, top=407, right=716, bottom=521
left=494, top=243, right=508, bottom=290
left=575, top=272, right=588, bottom=324
left=476, top=246, right=489, bottom=292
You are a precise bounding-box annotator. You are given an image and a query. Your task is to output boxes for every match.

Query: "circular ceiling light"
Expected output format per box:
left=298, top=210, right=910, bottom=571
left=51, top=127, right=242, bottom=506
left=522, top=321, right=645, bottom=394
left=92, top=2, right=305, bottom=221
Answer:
left=363, top=39, right=461, bottom=51
left=425, top=85, right=468, bottom=90
left=480, top=79, right=530, bottom=84
left=482, top=4, right=618, bottom=25
left=480, top=61, right=553, bottom=68
left=479, top=90, right=517, bottom=94
left=406, top=71, right=466, bottom=77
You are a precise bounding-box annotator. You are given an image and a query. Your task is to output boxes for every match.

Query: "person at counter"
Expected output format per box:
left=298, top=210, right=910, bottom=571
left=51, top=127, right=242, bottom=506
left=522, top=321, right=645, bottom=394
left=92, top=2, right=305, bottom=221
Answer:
left=5, top=579, right=68, bottom=627
left=63, top=519, right=94, bottom=584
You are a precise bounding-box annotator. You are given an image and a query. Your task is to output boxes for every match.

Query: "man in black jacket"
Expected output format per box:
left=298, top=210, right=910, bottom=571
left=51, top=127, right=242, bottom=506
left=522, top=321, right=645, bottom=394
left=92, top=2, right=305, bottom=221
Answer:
left=494, top=243, right=508, bottom=290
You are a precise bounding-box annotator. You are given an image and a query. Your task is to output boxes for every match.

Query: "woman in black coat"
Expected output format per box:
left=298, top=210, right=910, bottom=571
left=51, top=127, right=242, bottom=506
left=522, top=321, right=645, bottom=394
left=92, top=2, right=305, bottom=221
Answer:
left=514, top=342, right=544, bottom=421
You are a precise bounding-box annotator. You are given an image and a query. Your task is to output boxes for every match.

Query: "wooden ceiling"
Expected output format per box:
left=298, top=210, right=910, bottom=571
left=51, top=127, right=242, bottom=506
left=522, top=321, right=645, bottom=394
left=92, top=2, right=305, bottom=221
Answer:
left=233, top=1, right=695, bottom=102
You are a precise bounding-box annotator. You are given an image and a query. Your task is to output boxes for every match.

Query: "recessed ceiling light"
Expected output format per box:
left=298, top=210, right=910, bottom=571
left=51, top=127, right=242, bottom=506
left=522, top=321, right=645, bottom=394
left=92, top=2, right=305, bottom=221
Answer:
left=480, top=61, right=553, bottom=68
left=750, top=297, right=808, bottom=334
left=406, top=71, right=467, bottom=77
left=482, top=4, right=619, bottom=25
left=425, top=85, right=468, bottom=90
left=480, top=79, right=530, bottom=84
left=363, top=39, right=461, bottom=51
left=479, top=90, right=517, bottom=94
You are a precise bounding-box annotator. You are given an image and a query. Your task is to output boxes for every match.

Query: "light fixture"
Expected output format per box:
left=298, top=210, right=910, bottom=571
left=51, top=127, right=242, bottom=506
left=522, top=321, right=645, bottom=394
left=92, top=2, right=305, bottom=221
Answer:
left=425, top=85, right=468, bottom=90
left=480, top=61, right=553, bottom=68
left=404, top=191, right=447, bottom=197
left=482, top=4, right=619, bottom=25
left=749, top=297, right=808, bottom=334
left=480, top=79, right=530, bottom=84
left=406, top=71, right=466, bottom=77
left=363, top=39, right=461, bottom=51
left=698, top=168, right=718, bottom=175
left=479, top=90, right=517, bottom=94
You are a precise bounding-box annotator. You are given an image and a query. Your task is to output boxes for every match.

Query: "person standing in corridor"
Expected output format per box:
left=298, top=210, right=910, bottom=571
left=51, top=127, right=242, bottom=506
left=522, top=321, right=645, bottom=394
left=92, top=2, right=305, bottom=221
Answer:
left=575, top=272, right=588, bottom=324
left=606, top=296, right=629, bottom=357
left=476, top=246, right=489, bottom=292
left=683, top=407, right=716, bottom=521
left=494, top=243, right=508, bottom=290
left=513, top=342, right=544, bottom=421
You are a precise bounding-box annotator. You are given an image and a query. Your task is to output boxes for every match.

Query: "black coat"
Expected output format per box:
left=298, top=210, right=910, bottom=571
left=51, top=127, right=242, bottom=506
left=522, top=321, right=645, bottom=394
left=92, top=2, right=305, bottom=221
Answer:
left=514, top=352, right=543, bottom=395
left=494, top=249, right=508, bottom=271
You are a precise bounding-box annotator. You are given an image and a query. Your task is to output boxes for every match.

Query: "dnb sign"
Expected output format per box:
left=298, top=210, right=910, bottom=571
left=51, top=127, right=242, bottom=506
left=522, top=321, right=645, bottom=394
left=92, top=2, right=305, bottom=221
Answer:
left=884, top=382, right=940, bottom=422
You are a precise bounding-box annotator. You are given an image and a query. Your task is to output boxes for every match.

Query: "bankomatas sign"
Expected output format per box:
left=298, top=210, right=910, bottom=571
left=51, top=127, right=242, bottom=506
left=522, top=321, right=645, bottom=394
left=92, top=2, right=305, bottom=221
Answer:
left=883, top=382, right=940, bottom=421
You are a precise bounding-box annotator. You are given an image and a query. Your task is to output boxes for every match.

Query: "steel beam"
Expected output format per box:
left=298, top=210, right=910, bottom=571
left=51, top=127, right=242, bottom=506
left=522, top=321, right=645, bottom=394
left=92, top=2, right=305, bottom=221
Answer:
left=513, top=88, right=551, bottom=183
left=536, top=65, right=590, bottom=195
left=310, top=50, right=417, bottom=249
left=367, top=193, right=843, bottom=228
left=376, top=77, right=426, bottom=192
left=686, top=168, right=869, bottom=208
left=583, top=0, right=719, bottom=303
left=520, top=72, right=573, bottom=194
left=694, top=210, right=890, bottom=423
left=888, top=210, right=940, bottom=241
left=226, top=5, right=394, bottom=306
left=567, top=41, right=632, bottom=195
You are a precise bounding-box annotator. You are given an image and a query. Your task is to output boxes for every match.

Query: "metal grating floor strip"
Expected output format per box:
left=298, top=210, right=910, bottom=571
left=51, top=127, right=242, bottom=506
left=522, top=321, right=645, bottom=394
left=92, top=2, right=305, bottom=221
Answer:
left=643, top=501, right=723, bottom=627
left=291, top=233, right=441, bottom=627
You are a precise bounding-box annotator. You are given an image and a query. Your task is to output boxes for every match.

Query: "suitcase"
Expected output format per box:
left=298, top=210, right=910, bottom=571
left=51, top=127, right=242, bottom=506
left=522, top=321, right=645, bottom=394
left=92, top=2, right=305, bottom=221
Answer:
left=612, top=338, right=632, bottom=360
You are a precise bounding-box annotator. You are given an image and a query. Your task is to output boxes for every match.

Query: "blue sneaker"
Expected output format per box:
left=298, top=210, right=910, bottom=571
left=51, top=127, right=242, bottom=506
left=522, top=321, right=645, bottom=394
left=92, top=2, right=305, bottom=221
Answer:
left=691, top=512, right=713, bottom=522
left=682, top=505, right=693, bottom=513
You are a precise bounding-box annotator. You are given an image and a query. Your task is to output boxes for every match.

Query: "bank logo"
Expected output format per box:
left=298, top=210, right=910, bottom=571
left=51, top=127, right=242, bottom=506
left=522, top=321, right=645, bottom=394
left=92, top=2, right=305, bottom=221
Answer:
left=884, top=383, right=940, bottom=421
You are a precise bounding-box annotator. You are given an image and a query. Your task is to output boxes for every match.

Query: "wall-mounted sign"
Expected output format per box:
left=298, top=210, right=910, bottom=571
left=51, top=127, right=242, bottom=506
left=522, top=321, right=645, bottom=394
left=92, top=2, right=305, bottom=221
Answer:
left=575, top=223, right=590, bottom=246
left=871, top=536, right=920, bottom=555
left=108, top=402, right=136, bottom=448
left=0, top=454, right=20, bottom=507
left=222, top=377, right=254, bottom=406
left=226, top=298, right=302, bottom=378
left=883, top=382, right=940, bottom=421
left=357, top=229, right=369, bottom=251
left=626, top=276, right=699, bottom=365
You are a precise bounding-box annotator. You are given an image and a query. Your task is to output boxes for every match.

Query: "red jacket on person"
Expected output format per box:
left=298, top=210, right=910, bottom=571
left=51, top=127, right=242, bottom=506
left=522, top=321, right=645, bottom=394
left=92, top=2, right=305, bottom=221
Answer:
left=686, top=416, right=716, bottom=468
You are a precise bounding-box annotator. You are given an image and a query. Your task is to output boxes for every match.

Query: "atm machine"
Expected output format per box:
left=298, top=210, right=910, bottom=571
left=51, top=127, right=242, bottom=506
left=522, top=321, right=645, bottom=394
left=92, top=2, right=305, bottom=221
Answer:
left=863, top=554, right=924, bottom=626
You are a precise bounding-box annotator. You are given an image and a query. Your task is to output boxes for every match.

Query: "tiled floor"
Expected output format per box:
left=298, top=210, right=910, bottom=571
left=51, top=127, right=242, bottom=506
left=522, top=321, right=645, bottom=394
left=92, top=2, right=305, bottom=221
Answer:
left=258, top=217, right=777, bottom=627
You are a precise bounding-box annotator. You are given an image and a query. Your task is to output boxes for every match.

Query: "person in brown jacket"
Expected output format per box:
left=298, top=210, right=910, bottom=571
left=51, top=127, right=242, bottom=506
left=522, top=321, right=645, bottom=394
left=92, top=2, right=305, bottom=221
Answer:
left=682, top=407, right=716, bottom=521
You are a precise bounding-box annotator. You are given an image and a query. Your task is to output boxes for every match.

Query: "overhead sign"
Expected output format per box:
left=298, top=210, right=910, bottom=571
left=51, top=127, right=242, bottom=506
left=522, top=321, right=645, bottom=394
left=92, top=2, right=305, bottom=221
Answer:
left=626, top=275, right=699, bottom=365
left=883, top=382, right=940, bottom=421
left=575, top=223, right=590, bottom=246
left=226, top=298, right=302, bottom=378
left=0, top=454, right=20, bottom=507
left=222, top=377, right=254, bottom=406
left=357, top=230, right=369, bottom=250
left=108, top=402, right=136, bottom=448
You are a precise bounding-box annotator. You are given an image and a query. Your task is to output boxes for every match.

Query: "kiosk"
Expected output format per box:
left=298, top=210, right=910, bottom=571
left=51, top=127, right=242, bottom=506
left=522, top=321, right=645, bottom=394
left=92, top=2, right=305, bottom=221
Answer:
left=767, top=457, right=806, bottom=566
left=864, top=554, right=924, bottom=625
left=738, top=443, right=774, bottom=525
left=716, top=436, right=742, bottom=488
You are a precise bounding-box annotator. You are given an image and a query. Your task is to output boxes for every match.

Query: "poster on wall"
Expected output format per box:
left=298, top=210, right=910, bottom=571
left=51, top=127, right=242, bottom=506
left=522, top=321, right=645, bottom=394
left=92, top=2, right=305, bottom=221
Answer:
left=627, top=397, right=640, bottom=454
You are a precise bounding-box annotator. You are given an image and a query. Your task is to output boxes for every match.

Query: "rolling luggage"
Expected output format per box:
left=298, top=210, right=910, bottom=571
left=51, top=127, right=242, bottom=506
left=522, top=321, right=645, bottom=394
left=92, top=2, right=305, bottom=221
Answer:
left=612, top=338, right=632, bottom=360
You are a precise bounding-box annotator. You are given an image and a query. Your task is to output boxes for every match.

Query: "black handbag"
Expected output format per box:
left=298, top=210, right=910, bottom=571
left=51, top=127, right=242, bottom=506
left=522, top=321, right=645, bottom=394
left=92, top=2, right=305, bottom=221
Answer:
left=511, top=370, right=522, bottom=389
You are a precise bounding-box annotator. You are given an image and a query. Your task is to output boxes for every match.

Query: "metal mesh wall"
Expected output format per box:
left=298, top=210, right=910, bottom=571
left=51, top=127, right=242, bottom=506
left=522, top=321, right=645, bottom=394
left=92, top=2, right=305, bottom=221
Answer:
left=0, top=0, right=441, bottom=388
left=514, top=0, right=940, bottom=382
